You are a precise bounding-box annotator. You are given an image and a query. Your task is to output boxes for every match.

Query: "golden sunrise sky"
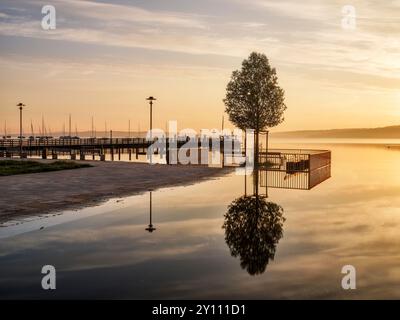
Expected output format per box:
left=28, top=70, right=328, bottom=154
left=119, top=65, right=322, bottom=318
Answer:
left=0, top=0, right=399, bottom=134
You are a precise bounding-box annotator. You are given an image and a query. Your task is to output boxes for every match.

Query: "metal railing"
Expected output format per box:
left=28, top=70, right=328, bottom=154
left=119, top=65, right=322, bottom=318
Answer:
left=258, top=149, right=331, bottom=190
left=0, top=137, right=149, bottom=148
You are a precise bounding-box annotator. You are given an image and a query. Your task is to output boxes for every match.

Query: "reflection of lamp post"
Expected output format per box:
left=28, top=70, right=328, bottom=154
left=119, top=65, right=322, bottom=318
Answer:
left=145, top=190, right=156, bottom=233
left=17, top=102, right=26, bottom=157
left=146, top=96, right=156, bottom=164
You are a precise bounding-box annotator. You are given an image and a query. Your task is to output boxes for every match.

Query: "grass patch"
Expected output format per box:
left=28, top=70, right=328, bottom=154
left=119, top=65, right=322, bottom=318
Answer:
left=0, top=160, right=92, bottom=176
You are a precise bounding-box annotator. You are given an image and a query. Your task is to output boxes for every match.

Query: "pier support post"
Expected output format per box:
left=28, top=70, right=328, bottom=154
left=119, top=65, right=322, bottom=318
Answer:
left=166, top=139, right=170, bottom=165
left=100, top=154, right=105, bottom=161
left=70, top=153, right=76, bottom=160
left=80, top=152, right=85, bottom=161
left=42, top=149, right=47, bottom=159
left=52, top=153, right=58, bottom=160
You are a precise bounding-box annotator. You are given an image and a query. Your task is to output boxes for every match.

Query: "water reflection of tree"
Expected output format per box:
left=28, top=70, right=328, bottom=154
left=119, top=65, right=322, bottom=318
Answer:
left=222, top=192, right=285, bottom=275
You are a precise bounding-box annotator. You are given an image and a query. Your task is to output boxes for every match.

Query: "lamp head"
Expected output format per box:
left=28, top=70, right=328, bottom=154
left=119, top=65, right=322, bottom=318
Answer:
left=145, top=225, right=156, bottom=233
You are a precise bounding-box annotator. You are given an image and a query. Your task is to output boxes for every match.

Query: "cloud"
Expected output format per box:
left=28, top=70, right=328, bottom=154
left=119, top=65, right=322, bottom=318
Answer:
left=54, top=0, right=208, bottom=29
left=1, top=0, right=400, bottom=93
left=251, top=0, right=338, bottom=23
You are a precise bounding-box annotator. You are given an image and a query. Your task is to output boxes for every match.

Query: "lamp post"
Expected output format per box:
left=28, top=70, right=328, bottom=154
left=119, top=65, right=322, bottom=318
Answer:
left=146, top=96, right=156, bottom=136
left=17, top=102, right=25, bottom=157
left=146, top=96, right=156, bottom=164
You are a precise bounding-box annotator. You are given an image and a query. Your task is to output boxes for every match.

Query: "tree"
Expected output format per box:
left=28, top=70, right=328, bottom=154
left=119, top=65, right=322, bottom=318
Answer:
left=223, top=52, right=286, bottom=166
left=222, top=194, right=285, bottom=275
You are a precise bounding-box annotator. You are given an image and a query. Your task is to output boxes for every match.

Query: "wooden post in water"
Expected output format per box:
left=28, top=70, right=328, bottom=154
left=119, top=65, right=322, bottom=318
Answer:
left=166, top=138, right=170, bottom=165
left=100, top=146, right=105, bottom=161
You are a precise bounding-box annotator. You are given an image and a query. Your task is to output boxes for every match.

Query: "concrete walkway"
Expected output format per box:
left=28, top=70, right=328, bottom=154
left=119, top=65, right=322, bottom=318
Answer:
left=0, top=160, right=229, bottom=223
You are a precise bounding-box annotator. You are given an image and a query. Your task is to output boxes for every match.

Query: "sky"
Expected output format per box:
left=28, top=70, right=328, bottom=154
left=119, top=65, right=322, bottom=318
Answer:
left=0, top=0, right=399, bottom=134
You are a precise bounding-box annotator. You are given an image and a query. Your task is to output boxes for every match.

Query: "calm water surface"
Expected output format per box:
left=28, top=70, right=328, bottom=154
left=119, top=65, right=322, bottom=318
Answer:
left=1, top=141, right=400, bottom=299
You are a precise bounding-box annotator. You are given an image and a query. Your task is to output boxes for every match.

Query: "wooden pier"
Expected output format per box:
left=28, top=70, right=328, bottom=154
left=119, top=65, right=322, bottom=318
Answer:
left=0, top=139, right=331, bottom=187
left=0, top=137, right=228, bottom=163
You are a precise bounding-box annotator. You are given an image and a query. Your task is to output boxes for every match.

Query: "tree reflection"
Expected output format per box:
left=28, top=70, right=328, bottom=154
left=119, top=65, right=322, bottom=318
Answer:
left=223, top=172, right=285, bottom=275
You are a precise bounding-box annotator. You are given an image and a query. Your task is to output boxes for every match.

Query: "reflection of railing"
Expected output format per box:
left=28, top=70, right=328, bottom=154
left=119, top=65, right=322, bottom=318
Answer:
left=259, top=170, right=310, bottom=190
left=309, top=151, right=331, bottom=188
left=309, top=164, right=331, bottom=189
left=258, top=149, right=331, bottom=190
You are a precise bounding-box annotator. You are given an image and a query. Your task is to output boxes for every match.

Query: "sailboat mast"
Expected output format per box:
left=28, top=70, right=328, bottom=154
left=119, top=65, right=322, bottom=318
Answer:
left=42, top=115, right=45, bottom=136
left=69, top=114, right=71, bottom=137
left=42, top=116, right=47, bottom=136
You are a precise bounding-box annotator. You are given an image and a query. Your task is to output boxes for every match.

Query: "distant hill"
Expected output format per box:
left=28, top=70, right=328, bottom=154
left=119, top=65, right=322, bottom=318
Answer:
left=271, top=125, right=400, bottom=139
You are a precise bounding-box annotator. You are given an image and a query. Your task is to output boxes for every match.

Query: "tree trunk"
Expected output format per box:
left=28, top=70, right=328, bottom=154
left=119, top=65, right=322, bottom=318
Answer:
left=253, top=161, right=259, bottom=197
left=254, top=130, right=259, bottom=171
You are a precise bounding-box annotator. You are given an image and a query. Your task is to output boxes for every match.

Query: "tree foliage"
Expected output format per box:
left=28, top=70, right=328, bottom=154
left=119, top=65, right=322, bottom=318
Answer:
left=224, top=52, right=286, bottom=131
left=222, top=195, right=285, bottom=275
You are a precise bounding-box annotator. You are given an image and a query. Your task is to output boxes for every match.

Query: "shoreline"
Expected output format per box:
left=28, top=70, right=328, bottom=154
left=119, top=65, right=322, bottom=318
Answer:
left=0, top=160, right=231, bottom=224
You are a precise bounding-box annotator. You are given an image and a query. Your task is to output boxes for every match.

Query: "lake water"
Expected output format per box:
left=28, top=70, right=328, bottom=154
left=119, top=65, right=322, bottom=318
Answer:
left=1, top=140, right=400, bottom=299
